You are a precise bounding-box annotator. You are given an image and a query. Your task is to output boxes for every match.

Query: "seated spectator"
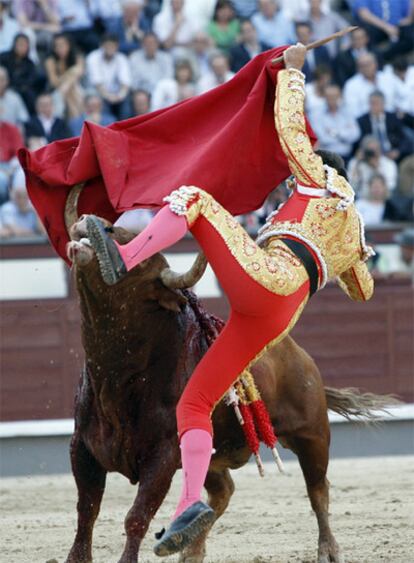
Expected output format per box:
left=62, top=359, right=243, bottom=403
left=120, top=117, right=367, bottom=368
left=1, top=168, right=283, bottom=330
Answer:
left=13, top=0, right=60, bottom=51
left=308, top=0, right=350, bottom=57
left=0, top=66, right=29, bottom=126
left=180, top=0, right=216, bottom=33
left=197, top=52, right=234, bottom=94
left=69, top=94, right=114, bottom=136
left=0, top=120, right=23, bottom=204
left=356, top=173, right=391, bottom=225
left=251, top=0, right=295, bottom=49
left=229, top=18, right=269, bottom=73
left=295, top=21, right=331, bottom=82
left=0, top=33, right=41, bottom=115
left=353, top=0, right=414, bottom=62
left=129, top=32, right=173, bottom=94
left=0, top=168, right=41, bottom=238
left=151, top=59, right=195, bottom=110
left=334, top=27, right=380, bottom=88
left=343, top=53, right=394, bottom=118
left=86, top=34, right=131, bottom=120
left=45, top=33, right=84, bottom=118
left=187, top=31, right=214, bottom=79
left=106, top=0, right=151, bottom=55
left=207, top=0, right=240, bottom=52
left=0, top=1, right=20, bottom=54
left=310, top=84, right=360, bottom=163
left=305, top=65, right=332, bottom=116
left=153, top=0, right=194, bottom=54
left=57, top=0, right=99, bottom=54
left=348, top=135, right=398, bottom=197
left=385, top=56, right=414, bottom=116
left=131, top=89, right=150, bottom=116
left=357, top=90, right=410, bottom=162
left=24, top=93, right=72, bottom=142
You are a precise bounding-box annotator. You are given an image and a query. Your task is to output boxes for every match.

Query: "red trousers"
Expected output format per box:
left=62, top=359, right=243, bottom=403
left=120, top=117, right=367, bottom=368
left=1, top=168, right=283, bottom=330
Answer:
left=176, top=215, right=310, bottom=439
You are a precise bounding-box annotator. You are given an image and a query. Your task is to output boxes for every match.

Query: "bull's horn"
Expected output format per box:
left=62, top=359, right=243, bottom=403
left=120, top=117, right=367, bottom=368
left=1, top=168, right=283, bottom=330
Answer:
left=160, top=252, right=208, bottom=289
left=64, top=183, right=85, bottom=234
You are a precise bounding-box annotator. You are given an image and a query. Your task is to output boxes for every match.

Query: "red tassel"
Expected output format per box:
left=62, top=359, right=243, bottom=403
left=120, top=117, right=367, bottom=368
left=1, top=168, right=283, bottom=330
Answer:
left=238, top=403, right=260, bottom=454
left=250, top=399, right=278, bottom=448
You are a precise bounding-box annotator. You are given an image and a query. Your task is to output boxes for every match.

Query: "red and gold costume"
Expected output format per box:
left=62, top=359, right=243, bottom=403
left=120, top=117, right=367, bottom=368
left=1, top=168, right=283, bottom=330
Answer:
left=164, top=67, right=374, bottom=439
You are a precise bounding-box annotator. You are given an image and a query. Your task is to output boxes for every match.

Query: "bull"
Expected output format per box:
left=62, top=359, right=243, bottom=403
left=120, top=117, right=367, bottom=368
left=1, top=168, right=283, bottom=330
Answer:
left=64, top=184, right=391, bottom=563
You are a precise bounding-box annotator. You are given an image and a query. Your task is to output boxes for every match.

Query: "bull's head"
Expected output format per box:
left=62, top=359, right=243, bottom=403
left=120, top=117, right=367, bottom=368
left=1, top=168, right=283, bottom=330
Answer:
left=64, top=184, right=208, bottom=311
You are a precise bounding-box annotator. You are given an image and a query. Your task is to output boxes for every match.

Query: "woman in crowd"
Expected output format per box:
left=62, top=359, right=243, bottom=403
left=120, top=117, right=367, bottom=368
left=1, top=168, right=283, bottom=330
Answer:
left=207, top=0, right=240, bottom=52
left=0, top=33, right=40, bottom=114
left=45, top=33, right=84, bottom=118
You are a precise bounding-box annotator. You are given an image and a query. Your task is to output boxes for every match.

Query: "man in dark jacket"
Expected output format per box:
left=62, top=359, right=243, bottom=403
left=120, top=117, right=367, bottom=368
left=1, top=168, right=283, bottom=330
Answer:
left=294, top=21, right=331, bottom=81
left=334, top=27, right=381, bottom=87
left=357, top=90, right=410, bottom=161
left=24, top=93, right=72, bottom=143
left=229, top=19, right=270, bottom=73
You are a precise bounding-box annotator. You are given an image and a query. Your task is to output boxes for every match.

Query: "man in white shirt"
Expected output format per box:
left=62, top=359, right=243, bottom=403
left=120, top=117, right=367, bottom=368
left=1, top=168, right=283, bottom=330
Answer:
left=343, top=53, right=395, bottom=118
left=87, top=34, right=132, bottom=120
left=129, top=32, right=174, bottom=94
left=153, top=0, right=194, bottom=56
left=310, top=84, right=360, bottom=162
left=251, top=0, right=295, bottom=48
left=0, top=66, right=29, bottom=126
left=196, top=52, right=234, bottom=94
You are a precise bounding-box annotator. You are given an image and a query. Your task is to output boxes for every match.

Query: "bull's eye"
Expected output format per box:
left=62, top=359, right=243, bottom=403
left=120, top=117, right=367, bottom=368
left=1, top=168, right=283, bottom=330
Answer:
left=104, top=226, right=115, bottom=234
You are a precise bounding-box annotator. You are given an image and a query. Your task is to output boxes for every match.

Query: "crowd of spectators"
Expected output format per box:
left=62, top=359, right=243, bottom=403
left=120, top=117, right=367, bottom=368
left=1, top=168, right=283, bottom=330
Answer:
left=0, top=0, right=413, bottom=268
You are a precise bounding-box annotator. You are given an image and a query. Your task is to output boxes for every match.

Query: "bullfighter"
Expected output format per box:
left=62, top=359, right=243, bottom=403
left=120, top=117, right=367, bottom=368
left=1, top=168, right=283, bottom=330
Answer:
left=85, top=43, right=374, bottom=556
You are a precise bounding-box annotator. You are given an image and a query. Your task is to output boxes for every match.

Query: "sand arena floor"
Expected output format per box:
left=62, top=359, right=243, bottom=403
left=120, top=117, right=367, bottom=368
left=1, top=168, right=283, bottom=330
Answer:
left=1, top=456, right=413, bottom=563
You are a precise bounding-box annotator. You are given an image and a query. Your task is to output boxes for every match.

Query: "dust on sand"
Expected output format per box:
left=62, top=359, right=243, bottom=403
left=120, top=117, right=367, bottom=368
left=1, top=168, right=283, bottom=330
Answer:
left=1, top=456, right=413, bottom=563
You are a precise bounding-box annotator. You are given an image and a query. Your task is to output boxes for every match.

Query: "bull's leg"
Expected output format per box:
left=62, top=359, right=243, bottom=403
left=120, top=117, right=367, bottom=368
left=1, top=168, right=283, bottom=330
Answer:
left=66, top=433, right=107, bottom=563
left=118, top=448, right=178, bottom=563
left=293, top=428, right=344, bottom=563
left=179, top=468, right=235, bottom=563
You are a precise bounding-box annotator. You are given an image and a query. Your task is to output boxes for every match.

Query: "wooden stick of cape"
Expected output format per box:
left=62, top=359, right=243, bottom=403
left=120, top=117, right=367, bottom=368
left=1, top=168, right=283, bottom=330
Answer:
left=270, top=26, right=359, bottom=65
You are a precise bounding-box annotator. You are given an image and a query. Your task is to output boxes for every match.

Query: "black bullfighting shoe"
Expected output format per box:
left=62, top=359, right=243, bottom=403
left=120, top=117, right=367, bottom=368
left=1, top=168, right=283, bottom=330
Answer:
left=153, top=501, right=215, bottom=557
left=86, top=215, right=127, bottom=285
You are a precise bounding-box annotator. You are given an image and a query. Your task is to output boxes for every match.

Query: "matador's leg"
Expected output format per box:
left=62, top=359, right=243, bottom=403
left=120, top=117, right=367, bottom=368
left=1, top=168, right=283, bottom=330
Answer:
left=87, top=186, right=308, bottom=303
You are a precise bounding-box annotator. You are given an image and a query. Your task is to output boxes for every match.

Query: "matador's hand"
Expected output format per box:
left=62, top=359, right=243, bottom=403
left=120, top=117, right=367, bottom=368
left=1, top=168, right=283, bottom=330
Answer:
left=283, top=43, right=307, bottom=71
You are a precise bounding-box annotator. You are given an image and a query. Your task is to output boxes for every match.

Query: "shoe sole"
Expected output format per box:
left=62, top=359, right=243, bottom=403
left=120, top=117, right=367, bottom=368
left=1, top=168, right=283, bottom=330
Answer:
left=86, top=217, right=118, bottom=285
left=153, top=508, right=215, bottom=557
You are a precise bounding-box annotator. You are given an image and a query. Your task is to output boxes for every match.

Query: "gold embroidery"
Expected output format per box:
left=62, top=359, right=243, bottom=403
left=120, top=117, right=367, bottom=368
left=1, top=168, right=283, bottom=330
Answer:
left=179, top=187, right=309, bottom=296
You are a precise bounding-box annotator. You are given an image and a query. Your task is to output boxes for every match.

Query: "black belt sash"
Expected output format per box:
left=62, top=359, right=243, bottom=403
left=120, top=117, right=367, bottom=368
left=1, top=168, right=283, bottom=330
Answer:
left=279, top=237, right=319, bottom=297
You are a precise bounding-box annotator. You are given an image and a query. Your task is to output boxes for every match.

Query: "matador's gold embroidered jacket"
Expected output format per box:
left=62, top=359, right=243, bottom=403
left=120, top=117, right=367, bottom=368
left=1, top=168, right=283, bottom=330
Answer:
left=256, top=68, right=374, bottom=301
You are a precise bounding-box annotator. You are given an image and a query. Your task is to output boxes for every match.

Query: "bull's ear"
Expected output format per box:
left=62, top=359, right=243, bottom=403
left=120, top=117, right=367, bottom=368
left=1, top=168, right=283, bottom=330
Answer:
left=156, top=286, right=187, bottom=312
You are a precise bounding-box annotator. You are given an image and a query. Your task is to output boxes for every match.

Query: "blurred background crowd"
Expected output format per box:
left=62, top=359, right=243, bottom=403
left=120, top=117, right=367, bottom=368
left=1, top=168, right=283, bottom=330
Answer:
left=0, top=0, right=413, bottom=275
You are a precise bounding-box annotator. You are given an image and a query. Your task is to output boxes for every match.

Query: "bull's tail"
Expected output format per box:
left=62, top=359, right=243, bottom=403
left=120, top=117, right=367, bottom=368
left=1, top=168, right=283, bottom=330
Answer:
left=325, top=386, right=401, bottom=423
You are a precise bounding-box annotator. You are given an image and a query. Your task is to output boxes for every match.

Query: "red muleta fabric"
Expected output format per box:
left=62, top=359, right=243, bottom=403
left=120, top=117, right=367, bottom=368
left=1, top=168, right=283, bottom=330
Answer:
left=18, top=46, right=316, bottom=263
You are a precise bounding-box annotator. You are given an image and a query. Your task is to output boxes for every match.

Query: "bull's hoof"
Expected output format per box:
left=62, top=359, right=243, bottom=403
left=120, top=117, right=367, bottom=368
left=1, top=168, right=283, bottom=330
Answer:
left=318, top=540, right=344, bottom=563
left=86, top=215, right=127, bottom=285
left=153, top=502, right=214, bottom=557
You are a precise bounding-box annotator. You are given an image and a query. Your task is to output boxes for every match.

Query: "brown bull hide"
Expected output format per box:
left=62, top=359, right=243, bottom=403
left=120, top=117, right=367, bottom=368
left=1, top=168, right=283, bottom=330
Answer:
left=66, top=220, right=391, bottom=563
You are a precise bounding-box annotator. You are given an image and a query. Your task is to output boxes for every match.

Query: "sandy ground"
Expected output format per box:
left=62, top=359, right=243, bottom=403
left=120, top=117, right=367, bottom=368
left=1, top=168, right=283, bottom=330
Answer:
left=1, top=456, right=413, bottom=563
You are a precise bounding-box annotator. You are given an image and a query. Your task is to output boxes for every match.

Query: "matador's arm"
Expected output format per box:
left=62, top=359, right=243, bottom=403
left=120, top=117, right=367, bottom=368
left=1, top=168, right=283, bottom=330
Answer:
left=274, top=67, right=326, bottom=188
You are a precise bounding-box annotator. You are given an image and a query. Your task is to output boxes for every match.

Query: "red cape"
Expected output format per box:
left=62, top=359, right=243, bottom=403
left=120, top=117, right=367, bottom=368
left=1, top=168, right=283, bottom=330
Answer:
left=18, top=46, right=316, bottom=262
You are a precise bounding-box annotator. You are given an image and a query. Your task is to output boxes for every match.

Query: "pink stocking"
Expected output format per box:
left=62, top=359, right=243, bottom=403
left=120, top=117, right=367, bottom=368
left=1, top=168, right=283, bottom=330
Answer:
left=115, top=205, right=188, bottom=271
left=172, top=429, right=213, bottom=520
